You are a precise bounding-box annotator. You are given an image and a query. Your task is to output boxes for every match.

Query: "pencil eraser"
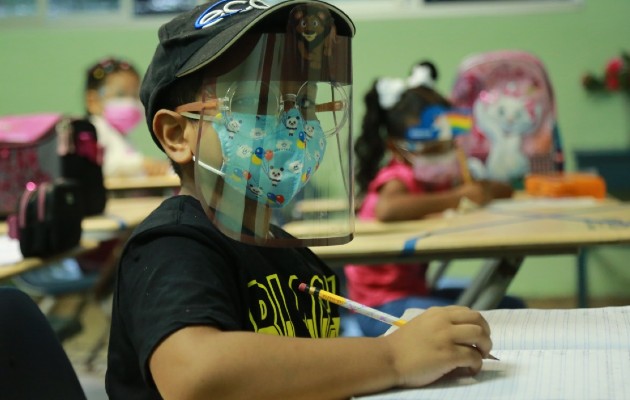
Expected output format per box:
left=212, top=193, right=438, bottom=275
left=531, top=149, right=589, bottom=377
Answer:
left=298, top=283, right=307, bottom=292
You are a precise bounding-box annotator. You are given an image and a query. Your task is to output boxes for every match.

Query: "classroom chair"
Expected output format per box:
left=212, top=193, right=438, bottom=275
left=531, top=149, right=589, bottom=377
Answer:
left=0, top=286, right=87, bottom=400
left=11, top=258, right=102, bottom=342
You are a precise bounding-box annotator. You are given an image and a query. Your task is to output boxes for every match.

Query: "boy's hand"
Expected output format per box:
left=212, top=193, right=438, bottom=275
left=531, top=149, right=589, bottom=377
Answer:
left=383, top=306, right=492, bottom=388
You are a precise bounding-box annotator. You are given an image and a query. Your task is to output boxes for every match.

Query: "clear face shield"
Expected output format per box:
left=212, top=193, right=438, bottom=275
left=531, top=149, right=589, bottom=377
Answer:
left=176, top=5, right=353, bottom=247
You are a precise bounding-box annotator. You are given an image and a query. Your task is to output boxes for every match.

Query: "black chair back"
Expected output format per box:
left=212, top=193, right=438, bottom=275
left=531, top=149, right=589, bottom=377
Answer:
left=0, top=286, right=87, bottom=400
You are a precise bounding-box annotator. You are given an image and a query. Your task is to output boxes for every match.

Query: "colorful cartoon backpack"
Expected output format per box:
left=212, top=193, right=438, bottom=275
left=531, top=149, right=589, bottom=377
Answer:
left=451, top=50, right=564, bottom=186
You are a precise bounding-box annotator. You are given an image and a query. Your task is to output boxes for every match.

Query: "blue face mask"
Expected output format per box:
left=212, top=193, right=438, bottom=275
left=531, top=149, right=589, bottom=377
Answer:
left=212, top=109, right=327, bottom=208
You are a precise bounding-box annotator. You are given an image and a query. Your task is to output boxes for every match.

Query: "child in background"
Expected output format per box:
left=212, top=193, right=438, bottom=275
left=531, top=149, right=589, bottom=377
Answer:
left=346, top=61, right=522, bottom=337
left=105, top=3, right=494, bottom=399
left=85, top=57, right=170, bottom=177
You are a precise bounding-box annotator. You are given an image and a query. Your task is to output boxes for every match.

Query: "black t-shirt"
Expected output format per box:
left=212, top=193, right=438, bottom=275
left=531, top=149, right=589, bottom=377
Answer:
left=106, top=195, right=340, bottom=399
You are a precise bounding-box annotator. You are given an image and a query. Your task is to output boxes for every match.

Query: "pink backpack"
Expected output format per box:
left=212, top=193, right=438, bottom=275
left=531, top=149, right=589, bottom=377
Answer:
left=0, top=114, right=63, bottom=217
left=451, top=50, right=564, bottom=186
left=0, top=113, right=106, bottom=219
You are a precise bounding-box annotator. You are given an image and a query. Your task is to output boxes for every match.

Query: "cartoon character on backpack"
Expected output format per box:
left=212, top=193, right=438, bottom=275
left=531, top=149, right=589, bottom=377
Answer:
left=472, top=81, right=543, bottom=182
left=452, top=50, right=564, bottom=186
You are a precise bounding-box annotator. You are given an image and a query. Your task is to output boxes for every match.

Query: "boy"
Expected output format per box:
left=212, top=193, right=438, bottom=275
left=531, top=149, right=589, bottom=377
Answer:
left=106, top=1, right=493, bottom=399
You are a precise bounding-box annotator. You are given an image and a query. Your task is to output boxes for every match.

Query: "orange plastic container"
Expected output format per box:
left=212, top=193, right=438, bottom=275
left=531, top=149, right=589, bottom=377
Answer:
left=525, top=173, right=607, bottom=199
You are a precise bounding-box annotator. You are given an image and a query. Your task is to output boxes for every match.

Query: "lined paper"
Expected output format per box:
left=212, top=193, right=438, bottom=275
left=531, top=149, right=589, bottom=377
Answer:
left=484, top=307, right=630, bottom=350
left=355, top=307, right=630, bottom=400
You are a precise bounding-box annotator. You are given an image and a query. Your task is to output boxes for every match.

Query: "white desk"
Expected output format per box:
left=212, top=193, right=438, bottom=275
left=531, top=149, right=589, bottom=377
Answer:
left=104, top=174, right=180, bottom=193
left=0, top=238, right=99, bottom=281
left=80, top=196, right=166, bottom=239
left=0, top=196, right=165, bottom=280
left=0, top=196, right=165, bottom=238
left=355, top=306, right=630, bottom=400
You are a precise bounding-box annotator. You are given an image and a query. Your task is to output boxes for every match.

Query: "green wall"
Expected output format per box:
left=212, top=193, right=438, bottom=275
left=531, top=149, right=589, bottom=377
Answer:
left=1, top=0, right=629, bottom=301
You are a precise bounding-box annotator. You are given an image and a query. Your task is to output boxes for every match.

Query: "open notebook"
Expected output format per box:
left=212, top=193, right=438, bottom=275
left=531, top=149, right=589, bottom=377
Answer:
left=354, top=307, right=630, bottom=400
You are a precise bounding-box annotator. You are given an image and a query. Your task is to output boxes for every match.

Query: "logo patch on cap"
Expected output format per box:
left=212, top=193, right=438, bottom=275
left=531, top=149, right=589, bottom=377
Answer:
left=196, top=0, right=271, bottom=29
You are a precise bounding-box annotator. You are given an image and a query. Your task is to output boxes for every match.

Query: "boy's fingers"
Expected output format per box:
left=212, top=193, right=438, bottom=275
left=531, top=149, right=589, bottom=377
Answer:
left=450, top=325, right=493, bottom=358
left=451, top=344, right=484, bottom=373
left=445, top=308, right=491, bottom=335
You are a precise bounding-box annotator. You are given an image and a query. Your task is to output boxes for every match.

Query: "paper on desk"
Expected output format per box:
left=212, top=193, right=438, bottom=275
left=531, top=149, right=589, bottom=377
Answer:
left=357, top=350, right=630, bottom=400
left=388, top=307, right=630, bottom=349
left=0, top=235, right=23, bottom=266
left=360, top=306, right=630, bottom=400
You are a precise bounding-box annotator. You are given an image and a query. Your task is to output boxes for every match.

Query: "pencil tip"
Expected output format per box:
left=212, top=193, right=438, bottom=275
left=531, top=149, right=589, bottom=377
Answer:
left=487, top=354, right=500, bottom=361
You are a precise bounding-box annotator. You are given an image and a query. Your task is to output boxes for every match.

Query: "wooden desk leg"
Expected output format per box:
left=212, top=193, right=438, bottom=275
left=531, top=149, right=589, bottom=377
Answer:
left=577, top=248, right=589, bottom=308
left=456, top=257, right=524, bottom=310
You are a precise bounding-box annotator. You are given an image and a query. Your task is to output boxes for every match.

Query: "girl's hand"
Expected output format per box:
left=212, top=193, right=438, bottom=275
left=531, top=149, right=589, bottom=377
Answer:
left=457, top=182, right=492, bottom=206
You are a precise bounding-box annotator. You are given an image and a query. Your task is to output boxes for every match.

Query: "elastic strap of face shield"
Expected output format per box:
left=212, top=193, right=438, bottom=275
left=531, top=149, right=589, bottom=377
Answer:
left=257, top=34, right=276, bottom=115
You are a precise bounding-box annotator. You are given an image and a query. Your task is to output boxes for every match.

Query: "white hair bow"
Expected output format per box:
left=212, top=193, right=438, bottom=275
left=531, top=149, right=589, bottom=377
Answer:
left=375, top=64, right=435, bottom=109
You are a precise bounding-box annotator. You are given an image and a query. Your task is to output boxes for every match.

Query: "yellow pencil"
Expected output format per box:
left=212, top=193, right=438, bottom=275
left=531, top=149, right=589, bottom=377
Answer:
left=298, top=282, right=499, bottom=360
left=298, top=283, right=406, bottom=327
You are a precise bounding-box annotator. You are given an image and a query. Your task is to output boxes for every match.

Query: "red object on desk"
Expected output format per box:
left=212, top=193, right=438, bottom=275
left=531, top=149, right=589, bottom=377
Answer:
left=525, top=173, right=607, bottom=199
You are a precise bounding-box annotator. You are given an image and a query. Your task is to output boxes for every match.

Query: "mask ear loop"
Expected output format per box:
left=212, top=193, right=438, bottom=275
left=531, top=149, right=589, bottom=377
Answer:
left=177, top=97, right=224, bottom=176
left=198, top=87, right=227, bottom=178
left=192, top=76, right=232, bottom=231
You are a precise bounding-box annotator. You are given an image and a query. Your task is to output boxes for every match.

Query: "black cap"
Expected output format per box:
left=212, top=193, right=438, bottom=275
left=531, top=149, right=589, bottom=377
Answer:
left=140, top=0, right=355, bottom=151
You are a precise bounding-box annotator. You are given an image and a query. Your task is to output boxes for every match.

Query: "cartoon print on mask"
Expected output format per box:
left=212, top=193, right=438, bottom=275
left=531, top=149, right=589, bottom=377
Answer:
left=287, top=4, right=337, bottom=70
left=304, top=123, right=316, bottom=141
left=211, top=112, right=327, bottom=208
left=287, top=160, right=303, bottom=174
left=283, top=111, right=301, bottom=136
left=236, top=144, right=254, bottom=159
left=248, top=183, right=264, bottom=197
left=222, top=116, right=242, bottom=140
left=268, top=166, right=284, bottom=186
left=276, top=140, right=292, bottom=151
left=297, top=131, right=306, bottom=149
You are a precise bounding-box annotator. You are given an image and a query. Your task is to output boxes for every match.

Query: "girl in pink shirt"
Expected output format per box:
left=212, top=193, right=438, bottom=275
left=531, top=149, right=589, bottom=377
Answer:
left=345, top=62, right=520, bottom=336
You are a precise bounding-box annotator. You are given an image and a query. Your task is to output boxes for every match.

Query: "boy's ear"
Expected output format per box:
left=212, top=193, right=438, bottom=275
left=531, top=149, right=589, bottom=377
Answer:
left=153, top=109, right=194, bottom=164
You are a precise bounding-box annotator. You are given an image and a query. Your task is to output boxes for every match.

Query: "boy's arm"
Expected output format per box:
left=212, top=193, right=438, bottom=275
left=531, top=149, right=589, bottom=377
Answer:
left=150, top=306, right=491, bottom=400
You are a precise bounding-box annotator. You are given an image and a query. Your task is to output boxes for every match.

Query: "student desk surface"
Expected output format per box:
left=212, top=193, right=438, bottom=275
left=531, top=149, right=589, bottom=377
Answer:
left=0, top=196, right=166, bottom=238
left=291, top=197, right=630, bottom=309
left=0, top=196, right=166, bottom=280
left=80, top=196, right=166, bottom=238
left=0, top=238, right=99, bottom=281
left=104, top=174, right=180, bottom=192
left=305, top=197, right=630, bottom=263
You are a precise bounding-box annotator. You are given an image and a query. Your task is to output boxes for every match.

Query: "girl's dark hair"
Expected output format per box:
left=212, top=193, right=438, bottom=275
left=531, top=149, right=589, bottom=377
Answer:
left=85, top=57, right=140, bottom=92
left=354, top=80, right=389, bottom=198
left=354, top=73, right=452, bottom=197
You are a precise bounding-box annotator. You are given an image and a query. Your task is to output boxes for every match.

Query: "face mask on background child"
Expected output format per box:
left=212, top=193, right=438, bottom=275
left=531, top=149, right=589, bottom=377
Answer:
left=408, top=148, right=460, bottom=184
left=103, top=98, right=144, bottom=135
